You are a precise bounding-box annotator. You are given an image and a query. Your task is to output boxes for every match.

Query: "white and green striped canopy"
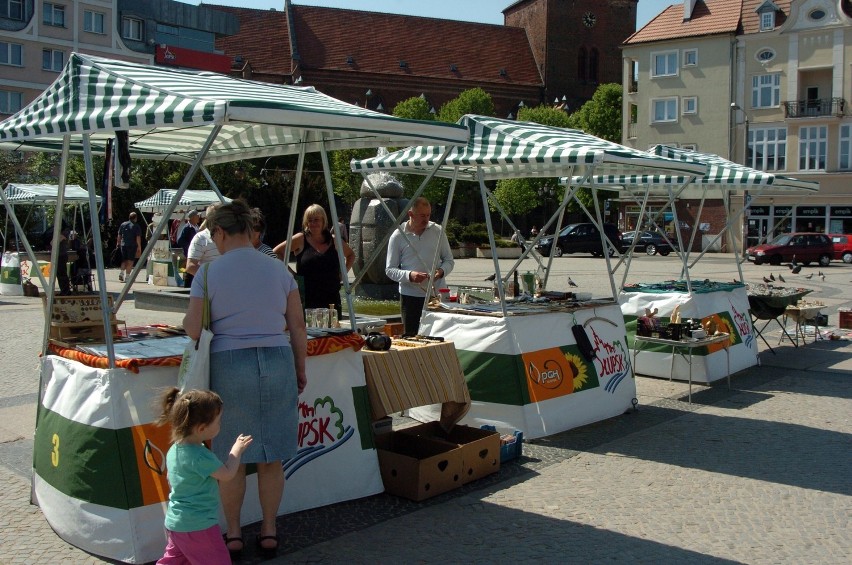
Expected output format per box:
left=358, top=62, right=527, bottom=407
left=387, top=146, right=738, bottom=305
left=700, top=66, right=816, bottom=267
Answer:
left=134, top=189, right=230, bottom=213
left=3, top=183, right=100, bottom=204
left=0, top=53, right=468, bottom=164
left=350, top=115, right=707, bottom=180
left=568, top=145, right=818, bottom=192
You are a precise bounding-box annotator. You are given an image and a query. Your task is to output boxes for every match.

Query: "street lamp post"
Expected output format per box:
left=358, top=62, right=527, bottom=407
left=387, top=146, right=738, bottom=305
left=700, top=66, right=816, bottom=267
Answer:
left=731, top=102, right=751, bottom=253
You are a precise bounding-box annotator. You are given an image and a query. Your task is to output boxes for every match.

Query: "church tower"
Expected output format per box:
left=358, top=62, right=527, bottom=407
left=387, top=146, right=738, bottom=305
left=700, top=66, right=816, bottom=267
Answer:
left=504, top=0, right=638, bottom=111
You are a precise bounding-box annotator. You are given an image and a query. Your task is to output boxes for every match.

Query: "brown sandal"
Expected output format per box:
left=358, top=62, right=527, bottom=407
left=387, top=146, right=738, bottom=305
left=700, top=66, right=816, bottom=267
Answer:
left=256, top=534, right=279, bottom=559
left=223, top=535, right=244, bottom=560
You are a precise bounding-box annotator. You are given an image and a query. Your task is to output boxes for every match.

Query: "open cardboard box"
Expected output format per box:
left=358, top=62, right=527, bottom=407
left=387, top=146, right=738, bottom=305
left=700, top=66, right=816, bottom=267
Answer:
left=398, top=422, right=500, bottom=484
left=374, top=431, right=464, bottom=501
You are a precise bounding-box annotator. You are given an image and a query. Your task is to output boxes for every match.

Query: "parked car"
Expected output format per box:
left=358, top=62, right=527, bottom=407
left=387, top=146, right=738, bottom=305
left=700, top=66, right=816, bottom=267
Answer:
left=828, top=233, right=852, bottom=263
left=535, top=222, right=623, bottom=257
left=745, top=232, right=833, bottom=267
left=621, top=230, right=677, bottom=256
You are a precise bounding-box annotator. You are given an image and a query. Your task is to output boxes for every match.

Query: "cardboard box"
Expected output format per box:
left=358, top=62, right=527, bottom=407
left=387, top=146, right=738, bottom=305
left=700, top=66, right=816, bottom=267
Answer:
left=399, top=422, right=500, bottom=484
left=374, top=431, right=464, bottom=501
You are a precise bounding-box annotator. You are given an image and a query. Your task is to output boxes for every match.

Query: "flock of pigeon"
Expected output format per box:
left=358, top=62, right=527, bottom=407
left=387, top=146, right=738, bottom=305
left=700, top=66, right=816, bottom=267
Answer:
left=760, top=255, right=827, bottom=284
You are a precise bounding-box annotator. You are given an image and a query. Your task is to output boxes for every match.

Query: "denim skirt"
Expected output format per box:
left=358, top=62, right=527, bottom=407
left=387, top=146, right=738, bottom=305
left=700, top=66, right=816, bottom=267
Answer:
left=209, top=346, right=298, bottom=464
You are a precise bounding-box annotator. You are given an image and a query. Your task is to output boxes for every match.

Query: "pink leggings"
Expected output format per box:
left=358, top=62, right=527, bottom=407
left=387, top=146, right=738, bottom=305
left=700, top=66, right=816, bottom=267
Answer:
left=156, top=524, right=230, bottom=565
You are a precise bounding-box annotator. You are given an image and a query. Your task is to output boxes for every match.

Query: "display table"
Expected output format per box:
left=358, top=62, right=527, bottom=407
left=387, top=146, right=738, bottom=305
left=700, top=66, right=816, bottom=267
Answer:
left=32, top=332, right=381, bottom=564
left=620, top=281, right=757, bottom=383
left=747, top=289, right=811, bottom=354
left=362, top=339, right=471, bottom=430
left=412, top=301, right=636, bottom=440
left=784, top=304, right=824, bottom=346
left=632, top=333, right=731, bottom=404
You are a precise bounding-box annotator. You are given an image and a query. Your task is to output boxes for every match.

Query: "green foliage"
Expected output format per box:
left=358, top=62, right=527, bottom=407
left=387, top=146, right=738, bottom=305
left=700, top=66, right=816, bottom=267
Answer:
left=437, top=88, right=495, bottom=123
left=392, top=97, right=435, bottom=121
left=331, top=148, right=375, bottom=205
left=492, top=177, right=541, bottom=217
left=518, top=105, right=572, bottom=128
left=459, top=222, right=489, bottom=245
left=566, top=83, right=622, bottom=142
left=444, top=218, right=464, bottom=247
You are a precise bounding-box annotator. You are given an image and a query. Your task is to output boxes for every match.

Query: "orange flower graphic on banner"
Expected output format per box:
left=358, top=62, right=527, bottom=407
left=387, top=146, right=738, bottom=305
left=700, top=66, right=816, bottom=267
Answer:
left=523, top=346, right=595, bottom=402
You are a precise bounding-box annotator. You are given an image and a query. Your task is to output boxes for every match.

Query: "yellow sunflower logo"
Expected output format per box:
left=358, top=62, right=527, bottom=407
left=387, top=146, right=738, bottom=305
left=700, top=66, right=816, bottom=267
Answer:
left=564, top=352, right=589, bottom=391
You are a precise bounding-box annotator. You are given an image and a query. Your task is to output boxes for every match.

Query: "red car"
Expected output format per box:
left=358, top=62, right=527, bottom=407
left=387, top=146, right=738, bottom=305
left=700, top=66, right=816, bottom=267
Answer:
left=829, top=234, right=852, bottom=263
left=746, top=232, right=833, bottom=267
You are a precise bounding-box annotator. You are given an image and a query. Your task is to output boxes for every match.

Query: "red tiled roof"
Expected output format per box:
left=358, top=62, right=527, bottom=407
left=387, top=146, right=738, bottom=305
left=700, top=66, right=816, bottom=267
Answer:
left=740, top=1, right=790, bottom=35
left=625, top=0, right=742, bottom=44
left=212, top=6, right=293, bottom=76
left=292, top=5, right=540, bottom=86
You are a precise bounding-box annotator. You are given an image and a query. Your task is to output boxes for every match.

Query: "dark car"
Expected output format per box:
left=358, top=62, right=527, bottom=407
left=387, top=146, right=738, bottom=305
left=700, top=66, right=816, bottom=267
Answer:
left=828, top=233, right=852, bottom=263
left=621, top=230, right=677, bottom=256
left=535, top=222, right=623, bottom=258
left=746, top=232, right=833, bottom=267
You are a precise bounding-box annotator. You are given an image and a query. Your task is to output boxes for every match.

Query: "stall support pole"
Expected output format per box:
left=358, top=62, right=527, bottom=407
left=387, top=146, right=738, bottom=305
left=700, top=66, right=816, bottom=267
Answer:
left=541, top=177, right=578, bottom=289
left=114, top=126, right=223, bottom=311
left=479, top=173, right=507, bottom=317
left=41, top=137, right=72, bottom=357
left=666, top=186, right=691, bottom=294
left=420, top=170, right=461, bottom=322
left=318, top=137, right=357, bottom=327
left=481, top=185, right=548, bottom=280
left=281, top=130, right=309, bottom=266
left=617, top=187, right=652, bottom=289
left=199, top=167, right=229, bottom=203
left=81, top=134, right=117, bottom=367
left=591, top=185, right=618, bottom=299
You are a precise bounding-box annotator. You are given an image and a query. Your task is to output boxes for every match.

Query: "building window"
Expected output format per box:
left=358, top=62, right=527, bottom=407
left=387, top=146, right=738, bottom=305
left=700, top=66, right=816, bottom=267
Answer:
left=43, top=2, right=65, bottom=27
left=0, top=89, right=22, bottom=114
left=0, top=41, right=23, bottom=66
left=756, top=48, right=775, bottom=63
left=1, top=0, right=24, bottom=20
left=652, top=98, right=678, bottom=123
left=749, top=127, right=786, bottom=171
left=84, top=10, right=105, bottom=34
left=651, top=50, right=678, bottom=77
left=799, top=125, right=827, bottom=171
left=760, top=11, right=775, bottom=31
left=840, top=124, right=852, bottom=170
left=577, top=47, right=587, bottom=80
left=752, top=73, right=781, bottom=108
left=42, top=48, right=63, bottom=72
left=122, top=17, right=143, bottom=41
left=589, top=48, right=598, bottom=82
left=683, top=49, right=698, bottom=67
left=682, top=96, right=698, bottom=115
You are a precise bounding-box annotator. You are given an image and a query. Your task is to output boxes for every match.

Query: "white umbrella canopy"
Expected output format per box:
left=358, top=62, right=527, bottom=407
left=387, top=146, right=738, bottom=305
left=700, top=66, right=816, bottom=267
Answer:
left=0, top=53, right=469, bottom=163
left=350, top=115, right=708, bottom=180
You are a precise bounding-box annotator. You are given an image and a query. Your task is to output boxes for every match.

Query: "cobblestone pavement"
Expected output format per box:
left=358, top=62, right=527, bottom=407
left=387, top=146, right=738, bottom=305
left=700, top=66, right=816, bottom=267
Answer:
left=0, top=256, right=850, bottom=564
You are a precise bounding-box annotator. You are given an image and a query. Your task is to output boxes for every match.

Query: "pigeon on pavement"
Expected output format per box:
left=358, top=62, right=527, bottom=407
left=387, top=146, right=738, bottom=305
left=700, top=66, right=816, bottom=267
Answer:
left=769, top=273, right=776, bottom=281
left=778, top=273, right=786, bottom=283
left=568, top=277, right=578, bottom=288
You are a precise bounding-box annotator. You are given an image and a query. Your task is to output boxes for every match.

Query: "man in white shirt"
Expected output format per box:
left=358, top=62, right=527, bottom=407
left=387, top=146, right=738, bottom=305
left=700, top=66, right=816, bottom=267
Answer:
left=385, top=197, right=454, bottom=335
left=184, top=205, right=220, bottom=288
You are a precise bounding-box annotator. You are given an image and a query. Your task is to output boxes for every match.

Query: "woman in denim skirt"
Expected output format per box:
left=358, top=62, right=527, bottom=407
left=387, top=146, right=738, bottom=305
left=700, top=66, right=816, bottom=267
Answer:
left=184, top=200, right=307, bottom=559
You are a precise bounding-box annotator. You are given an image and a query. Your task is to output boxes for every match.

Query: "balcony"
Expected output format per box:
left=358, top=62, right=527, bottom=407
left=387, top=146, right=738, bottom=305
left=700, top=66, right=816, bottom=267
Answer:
left=628, top=79, right=638, bottom=94
left=627, top=122, right=638, bottom=139
left=782, top=98, right=845, bottom=118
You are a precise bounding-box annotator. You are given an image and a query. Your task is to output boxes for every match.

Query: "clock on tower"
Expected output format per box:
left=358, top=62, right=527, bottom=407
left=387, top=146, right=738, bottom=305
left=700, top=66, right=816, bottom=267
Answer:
left=583, top=12, right=597, bottom=28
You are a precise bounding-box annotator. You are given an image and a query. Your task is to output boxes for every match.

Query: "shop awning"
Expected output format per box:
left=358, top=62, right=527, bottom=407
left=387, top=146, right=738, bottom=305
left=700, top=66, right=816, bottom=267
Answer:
left=350, top=115, right=708, bottom=180
left=134, top=189, right=230, bottom=213
left=0, top=53, right=469, bottom=164
left=3, top=183, right=101, bottom=204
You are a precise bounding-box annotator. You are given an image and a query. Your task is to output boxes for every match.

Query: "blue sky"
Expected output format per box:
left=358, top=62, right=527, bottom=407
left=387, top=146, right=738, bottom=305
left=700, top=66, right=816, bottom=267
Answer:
left=199, top=1, right=673, bottom=29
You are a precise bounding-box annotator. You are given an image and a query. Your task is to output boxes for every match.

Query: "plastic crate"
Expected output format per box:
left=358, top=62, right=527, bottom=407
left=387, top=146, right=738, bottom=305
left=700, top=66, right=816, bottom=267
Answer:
left=481, top=425, right=523, bottom=463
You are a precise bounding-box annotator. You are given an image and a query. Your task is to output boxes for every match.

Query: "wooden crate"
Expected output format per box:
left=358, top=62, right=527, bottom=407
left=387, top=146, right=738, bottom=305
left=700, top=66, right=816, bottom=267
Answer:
left=42, top=295, right=124, bottom=342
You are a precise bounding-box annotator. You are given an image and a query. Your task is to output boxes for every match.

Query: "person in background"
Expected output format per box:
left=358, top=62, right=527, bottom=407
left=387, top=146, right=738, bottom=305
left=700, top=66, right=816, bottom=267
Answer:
left=385, top=197, right=454, bottom=335
left=177, top=210, right=201, bottom=258
left=154, top=388, right=253, bottom=565
left=250, top=208, right=277, bottom=258
left=183, top=200, right=306, bottom=560
left=337, top=216, right=349, bottom=242
left=116, top=211, right=141, bottom=282
left=273, top=204, right=355, bottom=315
left=184, top=205, right=220, bottom=289
left=55, top=225, right=72, bottom=295
left=530, top=225, right=539, bottom=239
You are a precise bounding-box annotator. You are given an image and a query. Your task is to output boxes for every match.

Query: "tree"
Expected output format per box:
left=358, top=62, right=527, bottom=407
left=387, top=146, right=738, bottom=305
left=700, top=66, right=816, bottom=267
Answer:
left=437, top=87, right=495, bottom=123
left=392, top=96, right=435, bottom=122
left=491, top=105, right=571, bottom=219
left=566, top=83, right=622, bottom=142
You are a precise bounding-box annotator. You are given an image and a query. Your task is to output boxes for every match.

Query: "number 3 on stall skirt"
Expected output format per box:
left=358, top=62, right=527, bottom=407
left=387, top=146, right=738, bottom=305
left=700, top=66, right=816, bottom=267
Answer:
left=51, top=433, right=60, bottom=467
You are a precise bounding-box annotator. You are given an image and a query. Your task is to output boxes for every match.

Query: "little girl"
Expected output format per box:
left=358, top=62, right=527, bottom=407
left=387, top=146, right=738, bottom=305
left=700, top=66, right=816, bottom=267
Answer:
left=155, top=388, right=253, bottom=565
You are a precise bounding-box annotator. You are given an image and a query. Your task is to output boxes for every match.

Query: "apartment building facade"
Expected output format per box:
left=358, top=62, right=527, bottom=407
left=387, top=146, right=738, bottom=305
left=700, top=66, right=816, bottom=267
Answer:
left=622, top=0, right=852, bottom=251
left=0, top=0, right=236, bottom=121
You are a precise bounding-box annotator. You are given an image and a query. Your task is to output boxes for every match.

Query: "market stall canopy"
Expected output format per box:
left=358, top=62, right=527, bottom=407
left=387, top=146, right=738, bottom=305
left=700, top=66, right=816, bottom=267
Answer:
left=0, top=53, right=469, bottom=163
left=350, top=115, right=708, bottom=180
left=3, top=183, right=101, bottom=204
left=568, top=145, right=819, bottom=192
left=134, top=189, right=230, bottom=213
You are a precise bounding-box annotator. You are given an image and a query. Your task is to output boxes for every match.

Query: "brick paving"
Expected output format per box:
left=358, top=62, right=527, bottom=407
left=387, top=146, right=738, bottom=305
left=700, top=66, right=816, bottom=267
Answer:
left=0, top=256, right=850, bottom=564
